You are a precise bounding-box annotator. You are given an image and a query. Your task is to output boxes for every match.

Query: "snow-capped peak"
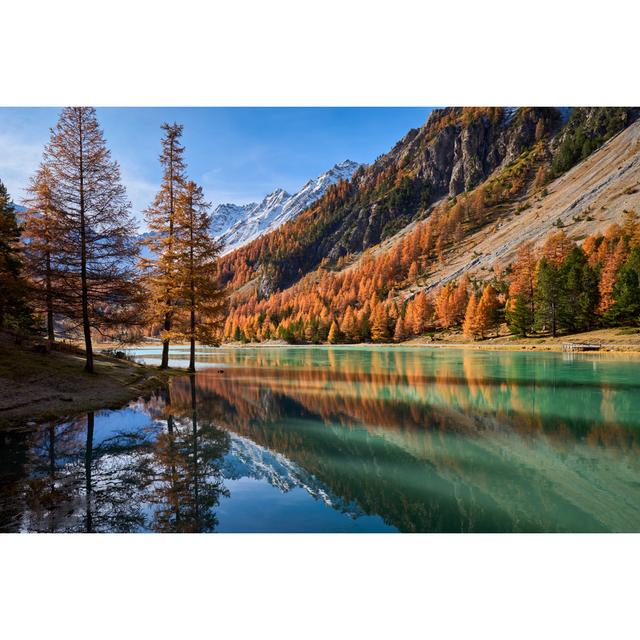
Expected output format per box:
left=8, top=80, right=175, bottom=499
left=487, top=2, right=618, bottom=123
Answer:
left=209, top=202, right=257, bottom=237
left=212, top=159, right=362, bottom=254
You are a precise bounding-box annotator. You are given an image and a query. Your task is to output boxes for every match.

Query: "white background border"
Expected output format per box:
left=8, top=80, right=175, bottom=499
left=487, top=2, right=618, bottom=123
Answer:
left=3, top=0, right=640, bottom=106
left=2, top=1, right=640, bottom=638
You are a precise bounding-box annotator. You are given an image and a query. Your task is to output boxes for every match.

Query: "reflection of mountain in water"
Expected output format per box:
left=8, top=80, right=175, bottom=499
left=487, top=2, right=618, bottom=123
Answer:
left=223, top=431, right=366, bottom=519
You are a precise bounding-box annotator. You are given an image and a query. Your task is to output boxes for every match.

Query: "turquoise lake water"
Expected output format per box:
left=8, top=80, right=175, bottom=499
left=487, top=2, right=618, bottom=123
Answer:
left=1, top=345, right=639, bottom=532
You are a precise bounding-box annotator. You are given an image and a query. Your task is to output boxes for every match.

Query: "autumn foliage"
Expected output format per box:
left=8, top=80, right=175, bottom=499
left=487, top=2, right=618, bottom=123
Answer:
left=219, top=211, right=640, bottom=345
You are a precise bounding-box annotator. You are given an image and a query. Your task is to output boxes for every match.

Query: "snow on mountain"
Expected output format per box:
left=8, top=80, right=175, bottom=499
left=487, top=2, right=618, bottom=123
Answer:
left=211, top=159, right=362, bottom=254
left=209, top=202, right=257, bottom=238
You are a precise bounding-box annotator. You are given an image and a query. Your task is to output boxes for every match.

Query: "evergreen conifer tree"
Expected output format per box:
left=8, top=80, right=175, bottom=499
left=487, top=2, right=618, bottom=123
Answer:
left=0, top=179, right=31, bottom=332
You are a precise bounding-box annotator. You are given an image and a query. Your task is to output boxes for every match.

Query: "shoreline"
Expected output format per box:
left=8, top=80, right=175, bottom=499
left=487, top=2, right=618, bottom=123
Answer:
left=0, top=337, right=186, bottom=429
left=111, top=342, right=640, bottom=362
left=219, top=342, right=640, bottom=357
left=111, top=327, right=640, bottom=357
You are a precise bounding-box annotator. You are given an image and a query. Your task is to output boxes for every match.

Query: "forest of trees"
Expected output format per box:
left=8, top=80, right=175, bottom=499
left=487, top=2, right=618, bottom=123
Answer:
left=221, top=214, right=640, bottom=345
left=0, top=108, right=226, bottom=372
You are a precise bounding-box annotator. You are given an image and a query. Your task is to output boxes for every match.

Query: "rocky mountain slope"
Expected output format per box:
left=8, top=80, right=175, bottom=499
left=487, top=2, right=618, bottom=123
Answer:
left=416, top=117, right=640, bottom=293
left=209, top=202, right=257, bottom=238
left=216, top=106, right=640, bottom=333
left=212, top=159, right=361, bottom=254
left=219, top=107, right=637, bottom=295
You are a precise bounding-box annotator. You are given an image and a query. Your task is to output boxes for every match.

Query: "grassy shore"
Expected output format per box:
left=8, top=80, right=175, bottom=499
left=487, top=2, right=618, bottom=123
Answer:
left=0, top=334, right=185, bottom=428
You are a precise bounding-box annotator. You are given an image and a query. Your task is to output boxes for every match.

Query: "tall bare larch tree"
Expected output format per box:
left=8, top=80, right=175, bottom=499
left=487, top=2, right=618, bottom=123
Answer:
left=143, top=123, right=187, bottom=369
left=171, top=181, right=226, bottom=372
left=42, top=107, right=142, bottom=372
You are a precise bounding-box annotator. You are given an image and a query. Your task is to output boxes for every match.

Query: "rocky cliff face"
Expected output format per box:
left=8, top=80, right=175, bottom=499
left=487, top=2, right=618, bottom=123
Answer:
left=381, top=107, right=561, bottom=199
left=223, top=107, right=638, bottom=296
left=306, top=109, right=561, bottom=267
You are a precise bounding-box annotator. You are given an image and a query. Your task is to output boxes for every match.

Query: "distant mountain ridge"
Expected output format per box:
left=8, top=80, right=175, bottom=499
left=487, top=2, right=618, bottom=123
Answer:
left=9, top=202, right=27, bottom=214
left=211, top=159, right=361, bottom=254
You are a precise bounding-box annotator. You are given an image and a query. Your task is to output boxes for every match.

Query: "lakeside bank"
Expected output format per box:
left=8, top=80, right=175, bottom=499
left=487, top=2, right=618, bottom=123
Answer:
left=0, top=336, right=184, bottom=428
left=206, top=327, right=640, bottom=356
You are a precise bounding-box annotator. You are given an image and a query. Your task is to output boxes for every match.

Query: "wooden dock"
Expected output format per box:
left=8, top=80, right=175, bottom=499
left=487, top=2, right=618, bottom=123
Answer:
left=562, top=341, right=602, bottom=352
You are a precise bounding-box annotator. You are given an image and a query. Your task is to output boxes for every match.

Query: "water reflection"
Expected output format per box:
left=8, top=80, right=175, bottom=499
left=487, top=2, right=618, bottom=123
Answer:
left=0, top=377, right=230, bottom=533
left=150, top=377, right=229, bottom=532
left=2, top=346, right=640, bottom=532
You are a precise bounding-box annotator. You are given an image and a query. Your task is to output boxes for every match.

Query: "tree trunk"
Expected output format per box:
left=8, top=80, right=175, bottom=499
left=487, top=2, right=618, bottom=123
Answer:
left=85, top=412, right=94, bottom=533
left=189, top=304, right=195, bottom=372
left=78, top=114, right=93, bottom=373
left=45, top=249, right=54, bottom=343
left=160, top=142, right=177, bottom=370
left=188, top=198, right=196, bottom=373
left=160, top=332, right=170, bottom=369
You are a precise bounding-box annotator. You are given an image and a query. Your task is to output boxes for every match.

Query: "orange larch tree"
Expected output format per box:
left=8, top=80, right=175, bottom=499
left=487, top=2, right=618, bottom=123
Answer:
left=462, top=293, right=479, bottom=339
left=475, top=284, right=500, bottom=337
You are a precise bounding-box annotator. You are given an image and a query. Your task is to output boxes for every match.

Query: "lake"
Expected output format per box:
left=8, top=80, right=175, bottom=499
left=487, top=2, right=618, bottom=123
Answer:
left=1, top=345, right=640, bottom=532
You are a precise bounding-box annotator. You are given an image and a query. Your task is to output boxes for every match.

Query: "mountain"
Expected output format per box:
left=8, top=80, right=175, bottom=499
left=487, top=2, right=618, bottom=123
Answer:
left=211, top=159, right=361, bottom=254
left=217, top=107, right=640, bottom=343
left=418, top=114, right=640, bottom=293
left=209, top=202, right=257, bottom=238
left=220, top=108, right=637, bottom=291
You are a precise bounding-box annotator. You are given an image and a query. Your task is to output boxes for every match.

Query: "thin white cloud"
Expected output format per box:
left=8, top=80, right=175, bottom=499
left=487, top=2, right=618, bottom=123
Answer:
left=206, top=188, right=263, bottom=207
left=0, top=128, right=156, bottom=231
left=0, top=132, right=44, bottom=203
left=118, top=166, right=158, bottom=230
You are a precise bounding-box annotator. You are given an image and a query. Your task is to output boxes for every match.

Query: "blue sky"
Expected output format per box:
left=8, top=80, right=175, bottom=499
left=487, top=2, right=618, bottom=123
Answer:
left=0, top=107, right=432, bottom=228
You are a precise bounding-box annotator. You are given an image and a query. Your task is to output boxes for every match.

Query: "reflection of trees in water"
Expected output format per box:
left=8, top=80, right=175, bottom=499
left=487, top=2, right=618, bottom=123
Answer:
left=0, top=378, right=230, bottom=533
left=82, top=411, right=158, bottom=533
left=3, top=348, right=640, bottom=533
left=1, top=418, right=88, bottom=532
left=150, top=376, right=229, bottom=532
left=14, top=412, right=158, bottom=532
left=167, top=358, right=640, bottom=532
left=175, top=354, right=640, bottom=450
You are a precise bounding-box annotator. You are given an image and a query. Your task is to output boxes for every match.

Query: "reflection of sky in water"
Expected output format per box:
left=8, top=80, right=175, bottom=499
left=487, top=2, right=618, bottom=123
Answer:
left=0, top=397, right=394, bottom=533
left=217, top=478, right=393, bottom=533
left=91, top=408, right=157, bottom=445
